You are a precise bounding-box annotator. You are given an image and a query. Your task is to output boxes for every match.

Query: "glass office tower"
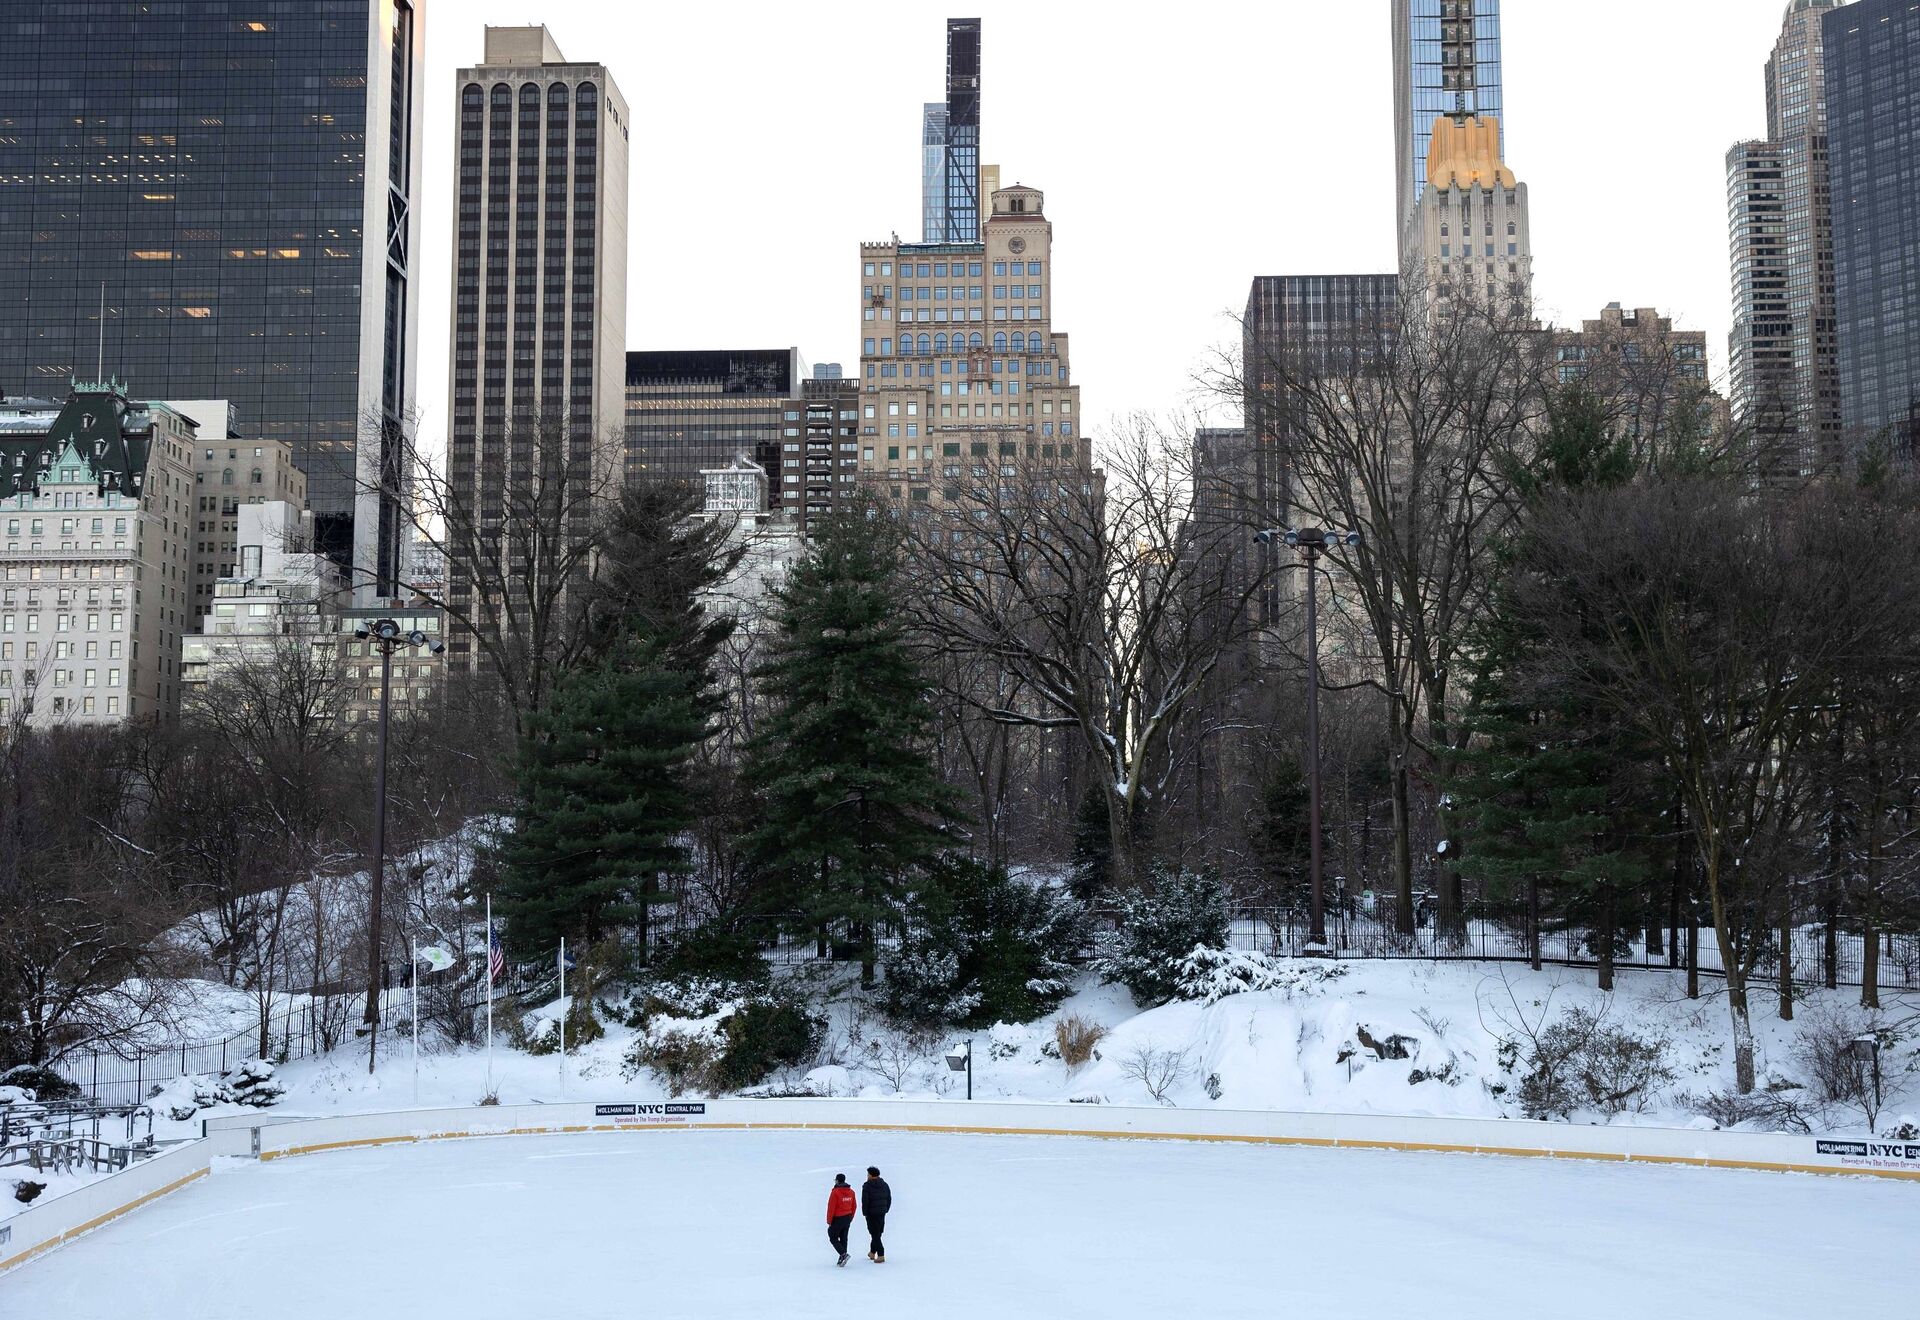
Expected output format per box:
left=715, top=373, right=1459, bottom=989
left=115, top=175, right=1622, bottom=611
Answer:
left=0, top=1, right=424, bottom=596
left=1393, top=1, right=1504, bottom=259
left=1824, top=0, right=1920, bottom=456
left=922, top=103, right=950, bottom=243
left=940, top=18, right=981, bottom=244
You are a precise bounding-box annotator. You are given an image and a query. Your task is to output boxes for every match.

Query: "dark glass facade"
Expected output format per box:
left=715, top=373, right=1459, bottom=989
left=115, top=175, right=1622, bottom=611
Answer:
left=624, top=349, right=799, bottom=503
left=1394, top=1, right=1504, bottom=249
left=940, top=18, right=981, bottom=244
left=1825, top=0, right=1920, bottom=456
left=0, top=0, right=420, bottom=586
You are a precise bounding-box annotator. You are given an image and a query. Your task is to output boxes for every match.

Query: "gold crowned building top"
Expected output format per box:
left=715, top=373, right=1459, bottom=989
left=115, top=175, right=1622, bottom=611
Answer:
left=1427, top=115, right=1516, bottom=190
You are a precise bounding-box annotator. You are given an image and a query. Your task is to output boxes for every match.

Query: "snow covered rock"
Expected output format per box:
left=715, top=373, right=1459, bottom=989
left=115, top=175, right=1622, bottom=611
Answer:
left=0, top=1084, right=32, bottom=1105
left=802, top=1066, right=852, bottom=1098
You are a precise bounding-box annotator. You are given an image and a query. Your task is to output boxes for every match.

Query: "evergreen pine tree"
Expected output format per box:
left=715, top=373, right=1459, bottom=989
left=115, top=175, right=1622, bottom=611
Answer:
left=493, top=637, right=705, bottom=960
left=1450, top=383, right=1657, bottom=984
left=740, top=507, right=962, bottom=984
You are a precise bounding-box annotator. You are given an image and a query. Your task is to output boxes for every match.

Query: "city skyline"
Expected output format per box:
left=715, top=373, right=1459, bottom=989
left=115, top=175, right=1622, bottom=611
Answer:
left=405, top=0, right=1782, bottom=446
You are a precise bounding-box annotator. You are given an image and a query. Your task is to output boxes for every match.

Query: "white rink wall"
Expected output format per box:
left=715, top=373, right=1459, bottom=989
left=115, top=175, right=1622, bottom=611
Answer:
left=6, top=1097, right=1917, bottom=1276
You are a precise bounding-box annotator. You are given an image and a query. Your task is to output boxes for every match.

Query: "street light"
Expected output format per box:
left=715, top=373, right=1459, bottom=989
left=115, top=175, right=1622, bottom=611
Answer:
left=1254, top=526, right=1363, bottom=956
left=944, top=1040, right=973, bottom=1101
left=356, top=617, right=447, bottom=1074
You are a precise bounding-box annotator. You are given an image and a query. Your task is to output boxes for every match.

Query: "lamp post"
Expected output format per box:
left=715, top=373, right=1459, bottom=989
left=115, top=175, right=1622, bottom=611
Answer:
left=357, top=617, right=446, bottom=1074
left=944, top=1040, right=973, bottom=1100
left=1255, top=527, right=1363, bottom=956
left=1850, top=1034, right=1884, bottom=1120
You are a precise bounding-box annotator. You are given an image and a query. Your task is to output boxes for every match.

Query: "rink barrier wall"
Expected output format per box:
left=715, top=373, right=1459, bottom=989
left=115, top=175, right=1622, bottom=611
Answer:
left=8, top=1098, right=1915, bottom=1275
left=0, top=1139, right=212, bottom=1275
left=206, top=1098, right=1920, bottom=1181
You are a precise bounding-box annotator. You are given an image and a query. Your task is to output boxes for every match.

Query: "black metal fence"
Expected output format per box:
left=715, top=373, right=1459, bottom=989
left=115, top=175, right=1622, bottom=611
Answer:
left=1228, top=902, right=1920, bottom=992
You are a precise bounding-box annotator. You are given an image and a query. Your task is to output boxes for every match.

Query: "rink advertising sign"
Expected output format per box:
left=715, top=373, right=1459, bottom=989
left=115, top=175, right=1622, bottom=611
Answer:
left=1816, top=1140, right=1920, bottom=1172
left=594, top=1103, right=707, bottom=1125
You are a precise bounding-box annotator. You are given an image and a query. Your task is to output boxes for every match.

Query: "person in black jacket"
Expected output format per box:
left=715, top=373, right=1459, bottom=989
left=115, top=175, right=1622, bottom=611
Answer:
left=861, top=1166, right=892, bottom=1262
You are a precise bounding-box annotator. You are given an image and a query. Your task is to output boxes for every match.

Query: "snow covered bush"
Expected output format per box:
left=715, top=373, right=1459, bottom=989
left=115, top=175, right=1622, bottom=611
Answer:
left=1794, top=1004, right=1900, bottom=1131
left=0, top=1065, right=81, bottom=1102
left=1096, top=866, right=1231, bottom=1006
left=159, top=1059, right=288, bottom=1120
left=1172, top=947, right=1350, bottom=1006
left=622, top=986, right=823, bottom=1096
left=1053, top=1014, right=1107, bottom=1072
left=882, top=858, right=1089, bottom=1028
left=1515, top=1007, right=1673, bottom=1120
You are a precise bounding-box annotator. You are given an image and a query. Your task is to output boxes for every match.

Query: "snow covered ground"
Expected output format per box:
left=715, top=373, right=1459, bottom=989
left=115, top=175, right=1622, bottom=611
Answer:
left=143, top=960, right=1916, bottom=1140
left=8, top=1127, right=1917, bottom=1319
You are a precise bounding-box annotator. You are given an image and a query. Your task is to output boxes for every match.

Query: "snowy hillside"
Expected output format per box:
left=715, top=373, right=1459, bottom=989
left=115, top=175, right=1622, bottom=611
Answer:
left=144, top=959, right=1916, bottom=1141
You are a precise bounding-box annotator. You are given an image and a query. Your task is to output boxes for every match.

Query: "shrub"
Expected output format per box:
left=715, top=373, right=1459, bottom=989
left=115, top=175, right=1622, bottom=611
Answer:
left=626, top=1030, right=724, bottom=1098
left=1172, top=947, right=1348, bottom=1005
left=1516, top=1007, right=1674, bottom=1120
left=1054, top=1015, right=1108, bottom=1071
left=0, top=1064, right=82, bottom=1102
left=1794, top=1003, right=1898, bottom=1130
left=1095, top=865, right=1231, bottom=1006
left=645, top=926, right=771, bottom=988
left=882, top=858, right=1090, bottom=1028
left=621, top=989, right=823, bottom=1096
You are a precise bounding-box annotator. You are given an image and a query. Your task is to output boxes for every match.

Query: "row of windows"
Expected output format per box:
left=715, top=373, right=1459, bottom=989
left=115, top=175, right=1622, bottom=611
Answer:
left=862, top=260, right=1044, bottom=279
left=0, top=695, right=122, bottom=718
left=6, top=518, right=129, bottom=536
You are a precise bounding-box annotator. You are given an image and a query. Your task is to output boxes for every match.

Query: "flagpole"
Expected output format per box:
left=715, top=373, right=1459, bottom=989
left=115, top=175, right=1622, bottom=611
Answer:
left=557, top=937, right=567, bottom=1099
left=485, top=893, right=494, bottom=1099
left=410, top=936, right=419, bottom=1106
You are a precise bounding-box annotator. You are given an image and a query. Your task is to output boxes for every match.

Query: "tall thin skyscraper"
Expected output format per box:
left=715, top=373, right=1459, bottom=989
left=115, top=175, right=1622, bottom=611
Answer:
left=1824, top=0, right=1920, bottom=457
left=0, top=1, right=425, bottom=596
left=449, top=27, right=629, bottom=662
left=1726, top=0, right=1845, bottom=475
left=1392, top=1, right=1504, bottom=261
left=922, top=104, right=951, bottom=243
left=940, top=18, right=982, bottom=244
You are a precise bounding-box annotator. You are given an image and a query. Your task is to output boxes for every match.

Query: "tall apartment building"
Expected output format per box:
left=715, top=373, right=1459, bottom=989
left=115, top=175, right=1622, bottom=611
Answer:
left=1393, top=1, right=1505, bottom=263
left=1241, top=275, right=1400, bottom=624
left=856, top=183, right=1085, bottom=503
left=929, top=19, right=983, bottom=244
left=1551, top=304, right=1721, bottom=449
left=1825, top=0, right=1920, bottom=457
left=0, top=384, right=196, bottom=725
left=0, top=2, right=425, bottom=595
left=1726, top=141, right=1794, bottom=444
left=922, top=104, right=951, bottom=242
left=1403, top=115, right=1531, bottom=318
left=180, top=500, right=343, bottom=692
left=1726, top=0, right=1846, bottom=475
left=167, top=401, right=308, bottom=613
left=449, top=27, right=630, bottom=666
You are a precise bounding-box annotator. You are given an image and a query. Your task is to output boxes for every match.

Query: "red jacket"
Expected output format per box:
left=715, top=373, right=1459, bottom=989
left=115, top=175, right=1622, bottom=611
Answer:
left=828, top=1185, right=857, bottom=1222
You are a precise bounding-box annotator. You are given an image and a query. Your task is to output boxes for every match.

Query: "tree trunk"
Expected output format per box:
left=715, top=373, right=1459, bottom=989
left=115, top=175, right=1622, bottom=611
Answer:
left=1686, top=917, right=1699, bottom=1001
left=1389, top=758, right=1416, bottom=937
left=1598, top=883, right=1616, bottom=993
left=1823, top=889, right=1839, bottom=991
left=1727, top=971, right=1758, bottom=1095
left=1861, top=907, right=1881, bottom=1011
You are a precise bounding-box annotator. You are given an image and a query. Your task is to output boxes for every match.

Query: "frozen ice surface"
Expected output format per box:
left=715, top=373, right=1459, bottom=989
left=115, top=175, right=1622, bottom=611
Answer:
left=8, top=1128, right=1917, bottom=1318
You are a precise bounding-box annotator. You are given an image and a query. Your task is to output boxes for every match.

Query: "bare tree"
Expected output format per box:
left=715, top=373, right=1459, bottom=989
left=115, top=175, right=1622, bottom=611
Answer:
left=900, top=416, right=1274, bottom=891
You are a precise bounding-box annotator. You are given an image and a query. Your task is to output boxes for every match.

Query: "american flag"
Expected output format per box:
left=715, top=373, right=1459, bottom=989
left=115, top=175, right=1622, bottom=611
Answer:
left=488, top=924, right=505, bottom=986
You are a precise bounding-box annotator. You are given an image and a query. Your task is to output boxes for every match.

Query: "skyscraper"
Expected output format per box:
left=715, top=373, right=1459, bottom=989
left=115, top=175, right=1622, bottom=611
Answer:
left=922, top=104, right=951, bottom=243
left=936, top=18, right=982, bottom=244
left=1402, top=115, right=1531, bottom=318
left=1392, top=1, right=1504, bottom=261
left=1726, top=0, right=1846, bottom=475
left=1824, top=0, right=1920, bottom=457
left=0, top=1, right=426, bottom=596
left=448, top=27, right=629, bottom=657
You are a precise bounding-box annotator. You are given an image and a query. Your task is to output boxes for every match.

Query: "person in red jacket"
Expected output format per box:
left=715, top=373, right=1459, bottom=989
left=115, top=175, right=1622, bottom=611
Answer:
left=826, top=1174, right=857, bottom=1266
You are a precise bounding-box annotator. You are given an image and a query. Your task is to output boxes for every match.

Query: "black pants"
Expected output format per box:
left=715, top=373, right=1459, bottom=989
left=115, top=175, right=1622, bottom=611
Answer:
left=865, top=1212, right=886, bottom=1257
left=829, top=1214, right=853, bottom=1256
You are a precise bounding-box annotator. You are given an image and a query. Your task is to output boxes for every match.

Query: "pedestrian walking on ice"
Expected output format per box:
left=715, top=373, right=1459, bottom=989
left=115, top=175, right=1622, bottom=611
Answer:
left=862, top=1166, right=892, bottom=1262
left=827, top=1174, right=857, bottom=1266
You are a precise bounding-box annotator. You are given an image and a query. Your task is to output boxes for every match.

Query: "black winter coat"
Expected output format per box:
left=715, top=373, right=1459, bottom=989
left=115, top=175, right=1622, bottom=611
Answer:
left=862, top=1178, right=892, bottom=1216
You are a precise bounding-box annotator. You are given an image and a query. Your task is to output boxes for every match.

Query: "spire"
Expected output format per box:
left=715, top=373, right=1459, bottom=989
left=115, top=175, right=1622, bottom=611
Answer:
left=1427, top=115, right=1516, bottom=190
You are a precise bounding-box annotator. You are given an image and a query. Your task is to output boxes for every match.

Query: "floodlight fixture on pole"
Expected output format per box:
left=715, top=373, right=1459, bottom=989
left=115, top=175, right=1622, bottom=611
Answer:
left=358, top=616, right=446, bottom=1075
left=1254, top=527, right=1364, bottom=955
left=944, top=1040, right=974, bottom=1100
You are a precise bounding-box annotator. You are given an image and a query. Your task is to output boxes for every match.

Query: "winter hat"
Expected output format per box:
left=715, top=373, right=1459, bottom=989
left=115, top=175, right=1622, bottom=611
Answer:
left=867, top=1167, right=881, bottom=1177
left=835, top=1174, right=848, bottom=1185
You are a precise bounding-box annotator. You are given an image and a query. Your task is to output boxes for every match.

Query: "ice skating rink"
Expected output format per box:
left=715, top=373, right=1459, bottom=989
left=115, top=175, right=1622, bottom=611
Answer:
left=8, top=1127, right=1916, bottom=1319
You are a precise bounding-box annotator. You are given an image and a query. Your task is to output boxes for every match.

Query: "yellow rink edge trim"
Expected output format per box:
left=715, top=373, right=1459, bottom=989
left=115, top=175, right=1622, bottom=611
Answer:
left=0, top=1166, right=209, bottom=1275
left=259, top=1120, right=1920, bottom=1183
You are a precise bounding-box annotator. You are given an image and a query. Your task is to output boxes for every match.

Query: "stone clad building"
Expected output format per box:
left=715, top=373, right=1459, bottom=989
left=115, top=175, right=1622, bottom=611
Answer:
left=0, top=383, right=196, bottom=725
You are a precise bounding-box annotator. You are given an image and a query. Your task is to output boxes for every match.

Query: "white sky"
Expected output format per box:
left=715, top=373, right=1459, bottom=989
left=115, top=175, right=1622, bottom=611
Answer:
left=412, top=0, right=1790, bottom=444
